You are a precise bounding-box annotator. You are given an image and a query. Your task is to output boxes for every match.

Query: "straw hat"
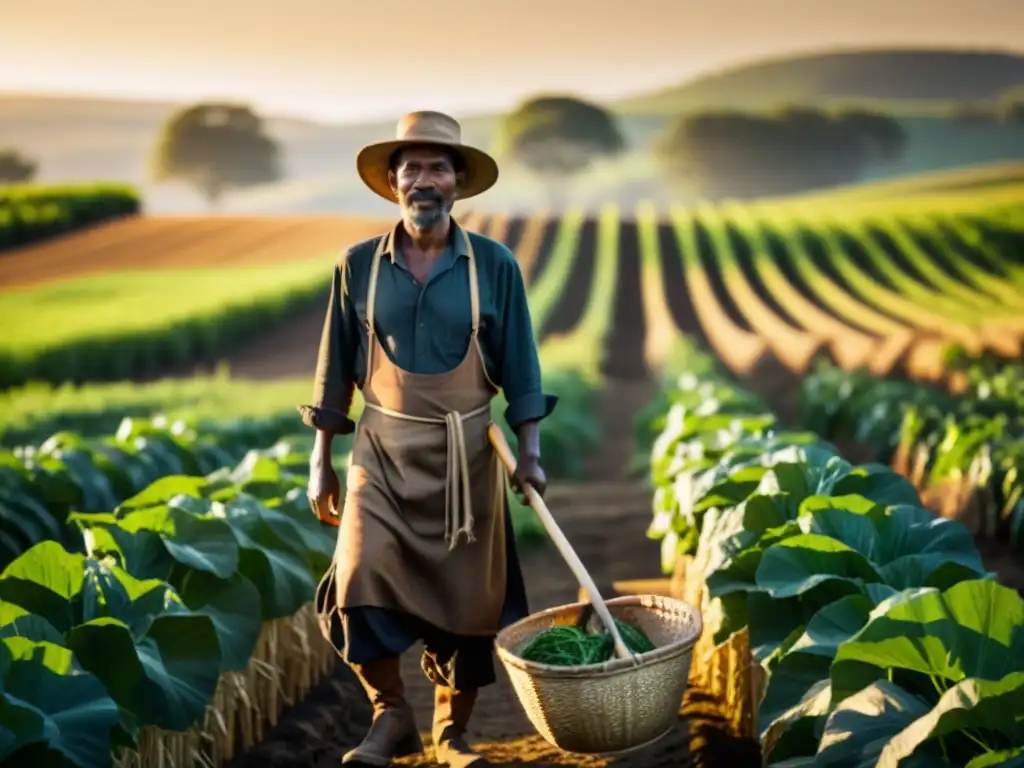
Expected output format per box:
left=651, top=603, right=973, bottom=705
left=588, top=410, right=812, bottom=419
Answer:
left=356, top=111, right=499, bottom=203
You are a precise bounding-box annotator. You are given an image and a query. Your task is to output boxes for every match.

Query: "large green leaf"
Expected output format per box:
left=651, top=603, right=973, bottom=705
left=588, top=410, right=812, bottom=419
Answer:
left=210, top=451, right=303, bottom=500
left=808, top=499, right=984, bottom=574
left=224, top=495, right=333, bottom=571
left=746, top=580, right=865, bottom=665
left=755, top=534, right=883, bottom=598
left=740, top=492, right=803, bottom=536
left=692, top=463, right=768, bottom=514
left=36, top=439, right=120, bottom=513
left=754, top=446, right=847, bottom=501
left=877, top=673, right=1024, bottom=767
left=966, top=747, right=1024, bottom=767
left=755, top=503, right=987, bottom=600
left=0, top=541, right=86, bottom=633
left=704, top=492, right=804, bottom=581
left=217, top=502, right=316, bottom=620
left=829, top=463, right=923, bottom=507
left=757, top=585, right=927, bottom=753
left=0, top=604, right=65, bottom=647
left=86, top=499, right=240, bottom=580
left=176, top=570, right=261, bottom=671
left=0, top=487, right=61, bottom=548
left=759, top=677, right=831, bottom=764
left=759, top=588, right=891, bottom=722
left=66, top=560, right=221, bottom=731
left=76, top=513, right=177, bottom=582
left=1, top=543, right=222, bottom=733
left=2, top=637, right=75, bottom=676
left=114, top=475, right=209, bottom=514
left=815, top=680, right=939, bottom=768
left=831, top=580, right=1024, bottom=702
left=0, top=642, right=122, bottom=768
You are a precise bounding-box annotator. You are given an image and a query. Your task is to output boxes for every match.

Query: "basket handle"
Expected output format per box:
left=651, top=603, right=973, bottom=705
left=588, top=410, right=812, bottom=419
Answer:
left=488, top=423, right=637, bottom=663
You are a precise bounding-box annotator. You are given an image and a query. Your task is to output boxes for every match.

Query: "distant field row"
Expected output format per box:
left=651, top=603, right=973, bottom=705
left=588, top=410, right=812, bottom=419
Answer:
left=1, top=170, right=1022, bottom=389
left=0, top=182, right=140, bottom=251
left=519, top=186, right=1024, bottom=385
left=0, top=215, right=391, bottom=290
left=777, top=159, right=1024, bottom=204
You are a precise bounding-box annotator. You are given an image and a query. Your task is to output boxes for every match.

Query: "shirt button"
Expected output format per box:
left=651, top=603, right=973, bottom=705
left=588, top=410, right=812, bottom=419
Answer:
left=419, top=322, right=424, bottom=328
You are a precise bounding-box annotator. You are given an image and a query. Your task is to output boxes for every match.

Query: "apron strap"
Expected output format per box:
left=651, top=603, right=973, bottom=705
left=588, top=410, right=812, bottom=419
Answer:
left=459, top=224, right=481, bottom=336
left=364, top=233, right=389, bottom=379
left=366, top=238, right=385, bottom=336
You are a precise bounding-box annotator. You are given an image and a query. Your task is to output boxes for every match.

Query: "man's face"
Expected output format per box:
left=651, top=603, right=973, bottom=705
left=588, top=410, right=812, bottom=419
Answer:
left=389, top=146, right=462, bottom=231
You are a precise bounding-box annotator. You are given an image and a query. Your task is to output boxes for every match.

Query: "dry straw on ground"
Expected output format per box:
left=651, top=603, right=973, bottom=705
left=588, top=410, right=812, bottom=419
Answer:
left=674, top=554, right=762, bottom=741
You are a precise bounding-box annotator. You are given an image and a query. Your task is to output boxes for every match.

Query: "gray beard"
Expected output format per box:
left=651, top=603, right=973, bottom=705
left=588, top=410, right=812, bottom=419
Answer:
left=407, top=199, right=449, bottom=231
left=411, top=205, right=444, bottom=230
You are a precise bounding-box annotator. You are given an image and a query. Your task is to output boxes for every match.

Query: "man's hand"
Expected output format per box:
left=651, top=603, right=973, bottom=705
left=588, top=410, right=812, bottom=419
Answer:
left=510, top=454, right=547, bottom=504
left=308, top=458, right=341, bottom=524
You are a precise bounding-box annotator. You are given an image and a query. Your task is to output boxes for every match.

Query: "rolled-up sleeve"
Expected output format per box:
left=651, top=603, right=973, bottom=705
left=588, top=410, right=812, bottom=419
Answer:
left=297, top=254, right=359, bottom=434
left=495, top=251, right=558, bottom=430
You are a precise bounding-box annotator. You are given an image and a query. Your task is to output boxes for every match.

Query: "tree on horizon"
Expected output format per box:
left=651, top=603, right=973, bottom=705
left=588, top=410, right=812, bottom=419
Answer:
left=655, top=105, right=906, bottom=200
left=150, top=102, right=284, bottom=209
left=496, top=95, right=625, bottom=208
left=0, top=149, right=38, bottom=183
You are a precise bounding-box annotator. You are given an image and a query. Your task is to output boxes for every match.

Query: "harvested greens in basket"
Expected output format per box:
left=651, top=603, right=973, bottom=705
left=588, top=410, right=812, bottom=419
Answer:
left=518, top=605, right=656, bottom=666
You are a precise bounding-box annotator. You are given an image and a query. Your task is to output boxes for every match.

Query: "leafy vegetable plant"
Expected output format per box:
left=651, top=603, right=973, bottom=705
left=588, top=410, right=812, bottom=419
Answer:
left=0, top=442, right=334, bottom=766
left=798, top=357, right=1024, bottom=553
left=642, top=345, right=1024, bottom=766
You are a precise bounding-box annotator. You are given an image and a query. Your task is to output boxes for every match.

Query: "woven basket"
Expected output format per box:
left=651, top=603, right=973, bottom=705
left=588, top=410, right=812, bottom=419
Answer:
left=495, top=594, right=703, bottom=755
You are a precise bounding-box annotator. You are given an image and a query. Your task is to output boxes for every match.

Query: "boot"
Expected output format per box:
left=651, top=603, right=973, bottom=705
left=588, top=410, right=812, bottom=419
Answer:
left=343, top=657, right=423, bottom=767
left=432, top=686, right=490, bottom=767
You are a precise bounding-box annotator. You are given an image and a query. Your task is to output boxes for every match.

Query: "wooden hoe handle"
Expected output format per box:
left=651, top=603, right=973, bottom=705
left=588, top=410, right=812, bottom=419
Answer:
left=487, top=422, right=635, bottom=662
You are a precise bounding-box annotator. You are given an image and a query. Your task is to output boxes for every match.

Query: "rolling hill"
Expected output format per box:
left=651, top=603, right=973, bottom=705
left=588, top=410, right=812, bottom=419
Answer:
left=616, top=47, right=1024, bottom=114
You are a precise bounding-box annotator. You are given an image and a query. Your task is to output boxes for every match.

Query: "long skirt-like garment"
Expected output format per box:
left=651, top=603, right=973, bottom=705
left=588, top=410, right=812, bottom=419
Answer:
left=317, top=505, right=530, bottom=690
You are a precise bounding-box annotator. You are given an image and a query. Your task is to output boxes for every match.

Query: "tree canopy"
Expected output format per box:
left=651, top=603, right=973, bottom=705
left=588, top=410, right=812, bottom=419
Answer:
left=497, top=95, right=625, bottom=181
left=0, top=149, right=38, bottom=184
left=150, top=103, right=283, bottom=207
left=655, top=106, right=907, bottom=200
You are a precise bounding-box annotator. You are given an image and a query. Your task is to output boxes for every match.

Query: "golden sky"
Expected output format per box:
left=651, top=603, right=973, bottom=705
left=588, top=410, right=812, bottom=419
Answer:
left=2, top=0, right=1022, bottom=122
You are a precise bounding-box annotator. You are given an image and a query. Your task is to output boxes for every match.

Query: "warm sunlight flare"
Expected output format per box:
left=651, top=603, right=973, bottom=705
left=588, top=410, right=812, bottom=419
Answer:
left=1, top=4, right=1024, bottom=767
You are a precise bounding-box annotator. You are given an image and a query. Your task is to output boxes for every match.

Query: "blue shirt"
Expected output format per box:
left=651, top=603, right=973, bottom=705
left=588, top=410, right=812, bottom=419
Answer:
left=300, top=220, right=557, bottom=433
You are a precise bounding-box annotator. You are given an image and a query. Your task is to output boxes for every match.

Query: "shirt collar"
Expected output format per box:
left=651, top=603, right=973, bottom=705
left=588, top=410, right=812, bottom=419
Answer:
left=375, top=218, right=470, bottom=263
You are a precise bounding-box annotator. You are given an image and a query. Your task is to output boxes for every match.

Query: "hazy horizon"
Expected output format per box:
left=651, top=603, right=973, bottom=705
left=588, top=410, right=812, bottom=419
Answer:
left=3, top=0, right=1024, bottom=124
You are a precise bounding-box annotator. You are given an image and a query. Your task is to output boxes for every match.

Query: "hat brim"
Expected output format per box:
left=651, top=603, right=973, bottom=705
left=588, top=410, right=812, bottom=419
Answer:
left=356, top=139, right=499, bottom=203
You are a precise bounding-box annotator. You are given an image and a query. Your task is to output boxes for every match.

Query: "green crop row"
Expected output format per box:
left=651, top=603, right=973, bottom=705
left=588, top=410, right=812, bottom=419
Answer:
left=0, top=371, right=598, bottom=768
left=798, top=357, right=1024, bottom=552
left=0, top=368, right=601, bottom=570
left=0, top=183, right=141, bottom=251
left=0, top=261, right=333, bottom=389
left=0, top=415, right=324, bottom=572
left=0, top=444, right=338, bottom=767
left=640, top=346, right=1024, bottom=766
left=537, top=204, right=621, bottom=378
left=0, top=371, right=311, bottom=448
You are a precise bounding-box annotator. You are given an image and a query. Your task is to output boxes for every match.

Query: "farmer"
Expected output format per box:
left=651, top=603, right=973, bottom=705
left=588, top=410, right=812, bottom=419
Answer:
left=300, top=110, right=556, bottom=768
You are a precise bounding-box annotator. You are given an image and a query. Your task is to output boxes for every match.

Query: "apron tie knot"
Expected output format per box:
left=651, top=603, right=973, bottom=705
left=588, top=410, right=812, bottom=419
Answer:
left=443, top=410, right=475, bottom=550
left=363, top=401, right=491, bottom=550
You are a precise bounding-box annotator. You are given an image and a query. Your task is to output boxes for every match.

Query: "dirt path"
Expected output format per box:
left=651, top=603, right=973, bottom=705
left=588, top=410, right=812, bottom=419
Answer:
left=230, top=378, right=759, bottom=768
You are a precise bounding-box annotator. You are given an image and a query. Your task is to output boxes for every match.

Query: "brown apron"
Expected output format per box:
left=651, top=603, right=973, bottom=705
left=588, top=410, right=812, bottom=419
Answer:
left=322, top=226, right=509, bottom=637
